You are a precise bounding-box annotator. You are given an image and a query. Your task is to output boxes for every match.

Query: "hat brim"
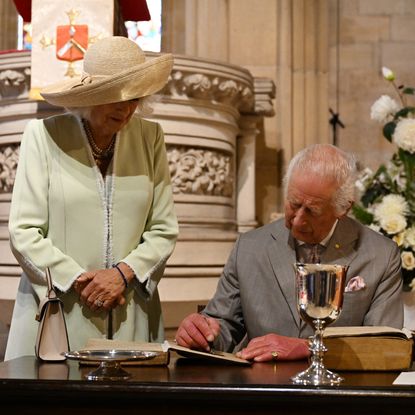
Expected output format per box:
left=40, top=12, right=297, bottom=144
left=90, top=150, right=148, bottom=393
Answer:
left=40, top=54, right=173, bottom=107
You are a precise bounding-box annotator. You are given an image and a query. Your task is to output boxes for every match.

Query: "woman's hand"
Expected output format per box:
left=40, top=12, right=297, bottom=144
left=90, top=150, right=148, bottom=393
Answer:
left=77, top=268, right=127, bottom=311
left=74, top=271, right=96, bottom=295
left=235, top=333, right=310, bottom=362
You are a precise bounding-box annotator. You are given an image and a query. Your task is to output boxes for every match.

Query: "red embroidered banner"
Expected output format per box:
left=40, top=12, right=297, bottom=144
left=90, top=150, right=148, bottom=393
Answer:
left=13, top=0, right=150, bottom=22
left=56, top=25, right=88, bottom=62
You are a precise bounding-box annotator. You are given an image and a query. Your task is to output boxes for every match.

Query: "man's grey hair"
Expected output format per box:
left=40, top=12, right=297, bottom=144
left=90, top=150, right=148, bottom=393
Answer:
left=283, top=144, right=357, bottom=215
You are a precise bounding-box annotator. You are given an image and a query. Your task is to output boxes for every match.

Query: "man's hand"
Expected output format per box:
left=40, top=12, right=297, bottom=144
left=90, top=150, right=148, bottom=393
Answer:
left=175, top=313, right=221, bottom=352
left=236, top=333, right=310, bottom=362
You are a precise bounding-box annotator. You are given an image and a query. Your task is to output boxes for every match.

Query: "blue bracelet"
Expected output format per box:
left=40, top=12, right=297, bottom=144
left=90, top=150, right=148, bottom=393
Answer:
left=114, top=264, right=128, bottom=288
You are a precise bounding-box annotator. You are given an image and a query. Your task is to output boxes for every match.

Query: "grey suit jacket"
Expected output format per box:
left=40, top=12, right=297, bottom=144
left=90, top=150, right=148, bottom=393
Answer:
left=204, top=217, right=404, bottom=352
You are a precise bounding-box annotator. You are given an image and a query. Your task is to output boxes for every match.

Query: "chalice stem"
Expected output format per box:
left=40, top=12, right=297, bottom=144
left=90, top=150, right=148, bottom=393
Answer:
left=308, top=320, right=329, bottom=378
left=311, top=320, right=327, bottom=360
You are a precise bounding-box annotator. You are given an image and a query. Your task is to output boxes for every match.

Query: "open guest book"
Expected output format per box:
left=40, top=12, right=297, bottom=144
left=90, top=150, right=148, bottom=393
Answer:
left=81, top=338, right=251, bottom=366
left=323, top=326, right=414, bottom=371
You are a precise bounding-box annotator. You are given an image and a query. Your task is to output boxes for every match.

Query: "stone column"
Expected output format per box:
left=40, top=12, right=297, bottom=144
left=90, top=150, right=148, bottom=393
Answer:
left=236, top=116, right=258, bottom=233
left=0, top=1, right=19, bottom=52
left=237, top=78, right=276, bottom=233
left=277, top=0, right=330, bottom=163
left=162, top=0, right=229, bottom=61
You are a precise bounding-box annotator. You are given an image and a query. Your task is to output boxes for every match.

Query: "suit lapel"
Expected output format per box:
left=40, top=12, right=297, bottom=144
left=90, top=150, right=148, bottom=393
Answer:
left=267, top=223, right=301, bottom=329
left=321, top=217, right=359, bottom=276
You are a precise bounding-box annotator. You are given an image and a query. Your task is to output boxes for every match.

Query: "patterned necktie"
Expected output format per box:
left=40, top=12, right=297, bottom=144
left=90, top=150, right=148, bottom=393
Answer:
left=302, top=244, right=322, bottom=263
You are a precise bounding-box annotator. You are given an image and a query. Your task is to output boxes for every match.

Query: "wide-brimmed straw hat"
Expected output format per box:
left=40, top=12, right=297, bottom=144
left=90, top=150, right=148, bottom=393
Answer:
left=40, top=36, right=173, bottom=107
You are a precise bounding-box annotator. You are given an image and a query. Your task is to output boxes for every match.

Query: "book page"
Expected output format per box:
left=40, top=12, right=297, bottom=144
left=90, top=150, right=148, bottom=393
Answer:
left=324, top=326, right=412, bottom=339
left=164, top=341, right=251, bottom=365
left=393, top=372, right=415, bottom=385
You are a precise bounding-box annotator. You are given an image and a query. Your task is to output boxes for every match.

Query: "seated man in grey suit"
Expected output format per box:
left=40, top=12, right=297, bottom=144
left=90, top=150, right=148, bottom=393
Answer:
left=175, top=144, right=403, bottom=362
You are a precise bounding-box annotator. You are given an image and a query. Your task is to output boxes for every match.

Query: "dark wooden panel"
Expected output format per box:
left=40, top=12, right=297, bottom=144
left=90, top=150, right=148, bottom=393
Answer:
left=0, top=356, right=414, bottom=415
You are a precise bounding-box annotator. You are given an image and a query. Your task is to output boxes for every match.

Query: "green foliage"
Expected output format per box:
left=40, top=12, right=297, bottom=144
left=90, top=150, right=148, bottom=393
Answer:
left=382, top=122, right=395, bottom=142
left=394, top=107, right=415, bottom=119
left=351, top=204, right=374, bottom=225
left=402, top=87, right=415, bottom=95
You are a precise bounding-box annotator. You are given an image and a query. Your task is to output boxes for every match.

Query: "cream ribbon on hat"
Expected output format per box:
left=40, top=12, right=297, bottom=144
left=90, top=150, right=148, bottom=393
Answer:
left=79, top=72, right=106, bottom=86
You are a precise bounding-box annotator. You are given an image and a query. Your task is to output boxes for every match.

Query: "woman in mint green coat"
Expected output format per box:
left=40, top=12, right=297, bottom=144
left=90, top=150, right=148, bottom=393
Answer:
left=5, top=36, right=178, bottom=360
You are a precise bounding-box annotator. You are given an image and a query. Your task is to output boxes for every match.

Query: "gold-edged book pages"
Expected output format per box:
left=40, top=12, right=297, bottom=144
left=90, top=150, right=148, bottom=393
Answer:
left=323, top=326, right=414, bottom=371
left=82, top=338, right=169, bottom=366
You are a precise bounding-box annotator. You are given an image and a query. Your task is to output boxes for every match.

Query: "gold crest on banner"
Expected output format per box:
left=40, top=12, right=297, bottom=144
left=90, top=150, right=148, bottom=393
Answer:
left=30, top=0, right=114, bottom=100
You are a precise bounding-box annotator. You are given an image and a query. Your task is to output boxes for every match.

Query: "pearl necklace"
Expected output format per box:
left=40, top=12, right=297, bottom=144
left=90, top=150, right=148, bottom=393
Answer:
left=82, top=119, right=116, bottom=160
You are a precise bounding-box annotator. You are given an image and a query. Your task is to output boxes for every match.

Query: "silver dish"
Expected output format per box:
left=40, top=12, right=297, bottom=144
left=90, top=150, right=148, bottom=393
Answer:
left=64, top=349, right=158, bottom=381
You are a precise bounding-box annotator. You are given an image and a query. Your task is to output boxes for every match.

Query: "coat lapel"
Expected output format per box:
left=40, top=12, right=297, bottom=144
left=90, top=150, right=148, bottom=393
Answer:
left=321, top=217, right=359, bottom=276
left=267, top=222, right=301, bottom=329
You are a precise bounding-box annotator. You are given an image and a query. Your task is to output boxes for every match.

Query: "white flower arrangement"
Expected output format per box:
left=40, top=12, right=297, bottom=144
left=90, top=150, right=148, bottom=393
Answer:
left=370, top=95, right=400, bottom=123
left=402, top=251, right=415, bottom=271
left=404, top=226, right=415, bottom=247
left=393, top=118, right=415, bottom=153
left=373, top=194, right=408, bottom=219
left=353, top=67, right=415, bottom=291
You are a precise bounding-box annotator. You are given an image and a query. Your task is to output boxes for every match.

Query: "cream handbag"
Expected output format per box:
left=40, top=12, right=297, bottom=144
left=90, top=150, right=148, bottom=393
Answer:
left=35, top=268, right=70, bottom=361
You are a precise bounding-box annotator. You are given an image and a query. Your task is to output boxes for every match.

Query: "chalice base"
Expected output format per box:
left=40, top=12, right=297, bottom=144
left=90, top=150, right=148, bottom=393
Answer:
left=291, top=360, right=343, bottom=386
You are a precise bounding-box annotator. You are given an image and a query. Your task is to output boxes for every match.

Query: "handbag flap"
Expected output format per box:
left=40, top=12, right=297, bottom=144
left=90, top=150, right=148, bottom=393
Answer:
left=35, top=296, right=62, bottom=322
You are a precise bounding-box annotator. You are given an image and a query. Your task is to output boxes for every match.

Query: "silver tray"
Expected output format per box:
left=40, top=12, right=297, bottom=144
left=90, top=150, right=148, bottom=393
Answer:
left=64, top=349, right=158, bottom=381
left=65, top=349, right=157, bottom=362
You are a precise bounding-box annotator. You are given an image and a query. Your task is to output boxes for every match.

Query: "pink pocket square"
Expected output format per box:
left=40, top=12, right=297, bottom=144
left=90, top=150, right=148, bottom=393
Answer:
left=345, top=276, right=366, bottom=292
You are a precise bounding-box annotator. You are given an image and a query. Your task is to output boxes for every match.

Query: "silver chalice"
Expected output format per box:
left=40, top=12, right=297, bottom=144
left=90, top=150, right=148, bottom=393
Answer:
left=291, top=263, right=348, bottom=386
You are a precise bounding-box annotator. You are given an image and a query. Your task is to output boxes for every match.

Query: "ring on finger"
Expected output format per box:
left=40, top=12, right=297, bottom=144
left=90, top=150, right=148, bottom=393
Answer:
left=95, top=299, right=104, bottom=308
left=271, top=351, right=279, bottom=360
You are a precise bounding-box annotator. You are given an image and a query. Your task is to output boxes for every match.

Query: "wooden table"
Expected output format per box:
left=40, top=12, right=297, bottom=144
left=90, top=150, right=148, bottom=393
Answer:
left=0, top=355, right=414, bottom=414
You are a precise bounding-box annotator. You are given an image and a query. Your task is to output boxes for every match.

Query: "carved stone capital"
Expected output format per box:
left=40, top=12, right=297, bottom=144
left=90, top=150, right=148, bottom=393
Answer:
left=167, top=145, right=233, bottom=198
left=163, top=69, right=254, bottom=113
left=252, top=77, right=276, bottom=117
left=0, top=144, right=19, bottom=193
left=0, top=68, right=30, bottom=98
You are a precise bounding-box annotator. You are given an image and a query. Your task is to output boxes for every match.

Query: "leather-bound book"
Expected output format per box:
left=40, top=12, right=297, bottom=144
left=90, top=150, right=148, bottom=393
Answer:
left=323, top=326, right=414, bottom=371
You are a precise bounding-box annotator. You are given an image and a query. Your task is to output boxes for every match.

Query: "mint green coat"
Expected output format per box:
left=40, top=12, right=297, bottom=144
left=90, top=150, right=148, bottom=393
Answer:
left=5, top=113, right=178, bottom=360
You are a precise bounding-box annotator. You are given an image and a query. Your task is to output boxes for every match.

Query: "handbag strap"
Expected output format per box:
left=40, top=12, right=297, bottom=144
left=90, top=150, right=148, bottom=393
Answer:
left=45, top=267, right=57, bottom=299
left=35, top=268, right=60, bottom=321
